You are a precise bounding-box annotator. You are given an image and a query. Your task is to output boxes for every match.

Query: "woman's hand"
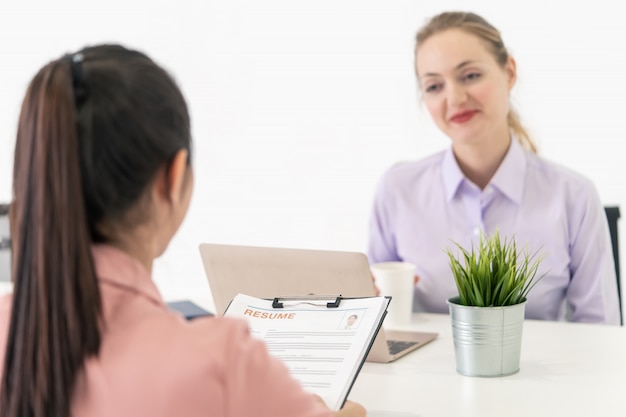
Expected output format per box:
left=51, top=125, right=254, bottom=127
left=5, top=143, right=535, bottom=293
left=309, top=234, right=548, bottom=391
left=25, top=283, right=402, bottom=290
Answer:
left=313, top=395, right=366, bottom=417
left=334, top=400, right=366, bottom=417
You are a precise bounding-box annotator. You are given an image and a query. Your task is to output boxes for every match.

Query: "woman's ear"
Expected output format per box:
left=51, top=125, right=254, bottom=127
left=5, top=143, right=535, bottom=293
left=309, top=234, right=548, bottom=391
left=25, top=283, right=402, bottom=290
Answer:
left=153, top=149, right=190, bottom=204
left=506, top=56, right=517, bottom=90
left=165, top=149, right=190, bottom=204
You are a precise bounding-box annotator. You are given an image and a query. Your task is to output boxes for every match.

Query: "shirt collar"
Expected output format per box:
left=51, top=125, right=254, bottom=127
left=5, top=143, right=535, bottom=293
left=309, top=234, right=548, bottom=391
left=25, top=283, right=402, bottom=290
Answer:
left=442, top=147, right=466, bottom=201
left=91, top=244, right=164, bottom=306
left=489, top=138, right=526, bottom=204
left=442, top=138, right=527, bottom=204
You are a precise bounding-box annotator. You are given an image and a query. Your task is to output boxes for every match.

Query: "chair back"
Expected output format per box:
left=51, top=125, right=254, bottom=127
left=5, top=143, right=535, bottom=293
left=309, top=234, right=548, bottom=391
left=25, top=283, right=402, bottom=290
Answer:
left=604, top=206, right=622, bottom=325
left=0, top=204, right=10, bottom=282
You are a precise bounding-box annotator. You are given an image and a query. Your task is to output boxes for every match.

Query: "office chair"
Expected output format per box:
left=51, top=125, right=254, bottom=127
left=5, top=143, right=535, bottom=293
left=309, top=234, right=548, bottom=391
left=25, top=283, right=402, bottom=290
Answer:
left=604, top=206, right=622, bottom=326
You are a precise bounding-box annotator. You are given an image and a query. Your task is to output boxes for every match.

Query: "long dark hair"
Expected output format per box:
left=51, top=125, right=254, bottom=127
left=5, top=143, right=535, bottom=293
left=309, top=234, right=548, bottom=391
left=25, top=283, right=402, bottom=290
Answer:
left=0, top=44, right=191, bottom=417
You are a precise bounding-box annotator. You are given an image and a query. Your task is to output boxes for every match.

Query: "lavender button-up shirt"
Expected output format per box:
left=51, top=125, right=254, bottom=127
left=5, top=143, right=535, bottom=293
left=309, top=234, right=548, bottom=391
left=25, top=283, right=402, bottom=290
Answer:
left=368, top=139, right=620, bottom=324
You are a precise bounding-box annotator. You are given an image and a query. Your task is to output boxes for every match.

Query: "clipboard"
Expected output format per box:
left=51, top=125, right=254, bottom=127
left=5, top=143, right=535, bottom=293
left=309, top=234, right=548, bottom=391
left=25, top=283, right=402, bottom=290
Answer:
left=224, top=293, right=390, bottom=411
left=271, top=294, right=343, bottom=308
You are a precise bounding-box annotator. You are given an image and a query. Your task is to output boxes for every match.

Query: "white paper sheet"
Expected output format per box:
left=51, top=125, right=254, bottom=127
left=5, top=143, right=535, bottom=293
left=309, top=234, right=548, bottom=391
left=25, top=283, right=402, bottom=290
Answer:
left=224, top=293, right=389, bottom=411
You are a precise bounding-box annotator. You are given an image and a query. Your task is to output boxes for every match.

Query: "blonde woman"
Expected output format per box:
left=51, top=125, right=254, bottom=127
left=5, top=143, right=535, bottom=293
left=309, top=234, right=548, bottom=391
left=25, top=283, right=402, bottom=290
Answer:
left=368, top=11, right=619, bottom=324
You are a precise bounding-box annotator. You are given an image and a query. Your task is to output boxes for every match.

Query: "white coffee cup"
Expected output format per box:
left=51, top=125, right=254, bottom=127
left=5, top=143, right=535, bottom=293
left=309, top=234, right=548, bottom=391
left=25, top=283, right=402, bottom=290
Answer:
left=370, top=261, right=415, bottom=328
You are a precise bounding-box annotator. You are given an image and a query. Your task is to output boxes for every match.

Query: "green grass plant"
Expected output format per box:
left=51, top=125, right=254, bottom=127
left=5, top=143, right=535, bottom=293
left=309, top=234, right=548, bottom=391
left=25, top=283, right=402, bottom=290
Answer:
left=446, top=230, right=545, bottom=307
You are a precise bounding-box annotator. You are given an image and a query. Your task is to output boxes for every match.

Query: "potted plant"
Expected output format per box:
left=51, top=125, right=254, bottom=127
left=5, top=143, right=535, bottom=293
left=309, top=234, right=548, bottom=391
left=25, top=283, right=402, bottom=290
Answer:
left=446, top=230, right=545, bottom=377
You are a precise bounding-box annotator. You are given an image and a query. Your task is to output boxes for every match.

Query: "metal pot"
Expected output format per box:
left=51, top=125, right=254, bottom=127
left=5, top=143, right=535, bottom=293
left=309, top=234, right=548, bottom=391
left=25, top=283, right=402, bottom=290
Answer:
left=447, top=296, right=526, bottom=377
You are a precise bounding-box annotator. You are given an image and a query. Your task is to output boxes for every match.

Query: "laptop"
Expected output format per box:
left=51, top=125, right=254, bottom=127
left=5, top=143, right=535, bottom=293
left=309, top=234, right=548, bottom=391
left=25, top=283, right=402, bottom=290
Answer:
left=199, top=243, right=438, bottom=363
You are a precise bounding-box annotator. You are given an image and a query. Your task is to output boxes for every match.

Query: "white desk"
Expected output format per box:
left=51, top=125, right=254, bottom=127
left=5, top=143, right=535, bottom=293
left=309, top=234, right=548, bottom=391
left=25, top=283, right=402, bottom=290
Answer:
left=350, top=313, right=626, bottom=417
left=1, top=285, right=623, bottom=416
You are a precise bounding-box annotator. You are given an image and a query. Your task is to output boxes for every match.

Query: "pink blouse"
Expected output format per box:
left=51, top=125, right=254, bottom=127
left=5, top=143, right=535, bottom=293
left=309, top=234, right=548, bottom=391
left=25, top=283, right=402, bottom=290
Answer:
left=0, top=245, right=332, bottom=417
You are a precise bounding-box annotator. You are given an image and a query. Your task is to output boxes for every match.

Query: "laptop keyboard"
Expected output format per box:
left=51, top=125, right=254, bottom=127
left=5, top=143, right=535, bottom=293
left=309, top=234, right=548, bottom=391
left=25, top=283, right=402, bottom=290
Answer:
left=387, top=339, right=419, bottom=355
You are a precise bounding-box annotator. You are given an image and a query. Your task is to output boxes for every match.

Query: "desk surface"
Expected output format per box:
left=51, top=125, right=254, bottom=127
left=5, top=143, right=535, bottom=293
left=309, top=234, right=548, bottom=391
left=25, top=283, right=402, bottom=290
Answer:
left=1, top=284, right=623, bottom=416
left=351, top=313, right=626, bottom=417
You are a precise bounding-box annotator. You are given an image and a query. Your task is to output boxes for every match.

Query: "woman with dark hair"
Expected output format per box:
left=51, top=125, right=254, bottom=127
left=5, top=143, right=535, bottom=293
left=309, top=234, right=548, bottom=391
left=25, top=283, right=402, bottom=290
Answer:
left=0, top=45, right=365, bottom=417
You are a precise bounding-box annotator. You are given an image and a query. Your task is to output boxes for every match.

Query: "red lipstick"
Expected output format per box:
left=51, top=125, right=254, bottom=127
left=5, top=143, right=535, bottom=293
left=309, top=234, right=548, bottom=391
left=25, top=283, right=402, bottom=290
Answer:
left=450, top=110, right=478, bottom=123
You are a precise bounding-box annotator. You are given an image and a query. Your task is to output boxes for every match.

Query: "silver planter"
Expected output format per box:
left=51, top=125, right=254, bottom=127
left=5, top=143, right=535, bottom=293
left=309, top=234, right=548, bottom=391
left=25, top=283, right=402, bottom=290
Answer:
left=447, top=297, right=526, bottom=377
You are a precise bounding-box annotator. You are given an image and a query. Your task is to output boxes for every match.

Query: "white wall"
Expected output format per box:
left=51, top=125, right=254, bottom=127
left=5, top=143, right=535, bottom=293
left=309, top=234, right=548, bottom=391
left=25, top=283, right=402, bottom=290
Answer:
left=1, top=0, right=624, bottom=314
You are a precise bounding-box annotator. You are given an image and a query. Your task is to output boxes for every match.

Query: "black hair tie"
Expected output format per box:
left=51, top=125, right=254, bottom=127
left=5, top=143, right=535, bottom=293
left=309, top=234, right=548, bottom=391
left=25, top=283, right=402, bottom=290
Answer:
left=66, top=52, right=88, bottom=106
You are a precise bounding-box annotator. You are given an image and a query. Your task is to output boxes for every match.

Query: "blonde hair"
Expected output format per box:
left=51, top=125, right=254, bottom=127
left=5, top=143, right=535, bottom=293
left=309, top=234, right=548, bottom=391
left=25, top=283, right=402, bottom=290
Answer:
left=415, top=11, right=537, bottom=153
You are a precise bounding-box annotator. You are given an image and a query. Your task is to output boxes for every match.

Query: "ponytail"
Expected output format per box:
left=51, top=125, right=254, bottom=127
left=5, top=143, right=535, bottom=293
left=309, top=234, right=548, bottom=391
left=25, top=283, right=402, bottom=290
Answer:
left=508, top=108, right=537, bottom=154
left=0, top=58, right=102, bottom=417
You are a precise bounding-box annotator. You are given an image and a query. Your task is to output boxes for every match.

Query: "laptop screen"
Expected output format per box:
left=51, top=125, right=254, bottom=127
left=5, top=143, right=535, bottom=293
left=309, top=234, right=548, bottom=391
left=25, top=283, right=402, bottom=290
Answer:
left=199, top=243, right=376, bottom=315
